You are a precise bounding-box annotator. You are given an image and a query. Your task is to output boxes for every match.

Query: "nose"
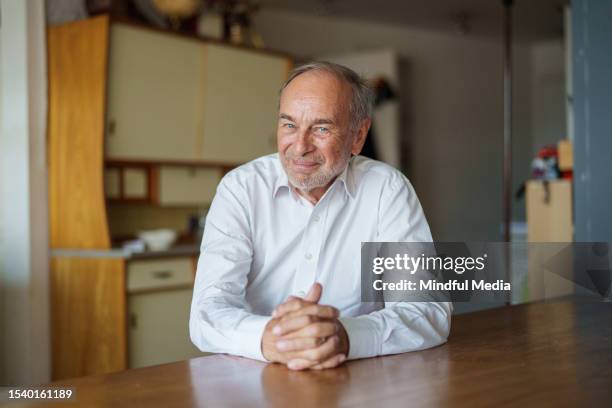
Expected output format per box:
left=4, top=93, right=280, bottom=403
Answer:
left=293, top=129, right=315, bottom=157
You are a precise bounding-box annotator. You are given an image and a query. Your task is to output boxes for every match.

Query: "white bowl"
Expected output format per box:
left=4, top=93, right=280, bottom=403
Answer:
left=137, top=229, right=177, bottom=252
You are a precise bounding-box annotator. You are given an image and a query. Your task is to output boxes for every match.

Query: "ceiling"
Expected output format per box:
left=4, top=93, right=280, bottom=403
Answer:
left=256, top=0, right=569, bottom=43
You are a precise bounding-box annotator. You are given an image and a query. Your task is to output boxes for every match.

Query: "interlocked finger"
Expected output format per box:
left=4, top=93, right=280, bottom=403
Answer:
left=286, top=336, right=339, bottom=370
left=276, top=336, right=325, bottom=352
left=272, top=298, right=315, bottom=318
left=273, top=315, right=320, bottom=336
left=279, top=304, right=339, bottom=322
left=282, top=321, right=339, bottom=339
left=310, top=353, right=347, bottom=370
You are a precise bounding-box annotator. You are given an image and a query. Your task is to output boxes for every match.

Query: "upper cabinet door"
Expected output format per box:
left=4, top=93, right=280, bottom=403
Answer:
left=106, top=25, right=205, bottom=161
left=200, top=45, right=290, bottom=163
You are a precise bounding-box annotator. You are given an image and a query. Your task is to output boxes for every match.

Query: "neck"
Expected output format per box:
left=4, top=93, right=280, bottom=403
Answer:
left=293, top=179, right=335, bottom=205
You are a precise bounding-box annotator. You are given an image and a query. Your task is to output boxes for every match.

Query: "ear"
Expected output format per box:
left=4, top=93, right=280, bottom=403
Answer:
left=350, top=118, right=372, bottom=156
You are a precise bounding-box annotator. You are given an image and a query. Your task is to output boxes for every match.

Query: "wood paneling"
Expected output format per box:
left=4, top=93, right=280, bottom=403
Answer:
left=38, top=301, right=612, bottom=407
left=48, top=16, right=111, bottom=249
left=51, top=257, right=127, bottom=380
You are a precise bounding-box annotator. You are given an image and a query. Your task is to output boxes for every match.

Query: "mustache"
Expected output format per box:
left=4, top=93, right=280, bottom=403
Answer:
left=284, top=152, right=325, bottom=164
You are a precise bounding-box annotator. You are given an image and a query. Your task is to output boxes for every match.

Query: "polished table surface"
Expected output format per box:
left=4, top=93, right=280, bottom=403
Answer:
left=19, top=300, right=612, bottom=407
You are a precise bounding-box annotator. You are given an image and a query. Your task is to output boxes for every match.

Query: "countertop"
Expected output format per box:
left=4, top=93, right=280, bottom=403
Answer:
left=16, top=300, right=612, bottom=407
left=51, top=244, right=200, bottom=261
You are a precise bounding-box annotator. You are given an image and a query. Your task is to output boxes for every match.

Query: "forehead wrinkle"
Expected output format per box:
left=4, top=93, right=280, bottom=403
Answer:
left=280, top=71, right=351, bottom=124
left=281, top=95, right=342, bottom=126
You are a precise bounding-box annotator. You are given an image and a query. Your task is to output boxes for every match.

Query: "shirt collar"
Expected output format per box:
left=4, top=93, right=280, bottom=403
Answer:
left=273, top=156, right=356, bottom=200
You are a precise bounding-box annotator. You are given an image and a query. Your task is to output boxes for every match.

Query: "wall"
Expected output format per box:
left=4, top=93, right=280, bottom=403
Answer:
left=107, top=203, right=204, bottom=237
left=0, top=0, right=50, bottom=385
left=530, top=39, right=567, bottom=156
left=253, top=9, right=533, bottom=241
left=321, top=49, right=402, bottom=169
left=0, top=0, right=3, bottom=384
left=572, top=0, right=612, bottom=241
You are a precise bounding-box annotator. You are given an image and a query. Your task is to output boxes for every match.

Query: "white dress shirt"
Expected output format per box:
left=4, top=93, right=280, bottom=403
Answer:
left=190, top=153, right=452, bottom=361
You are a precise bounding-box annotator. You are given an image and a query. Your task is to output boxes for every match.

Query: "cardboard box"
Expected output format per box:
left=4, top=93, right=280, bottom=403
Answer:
left=558, top=140, right=573, bottom=171
left=526, top=179, right=573, bottom=242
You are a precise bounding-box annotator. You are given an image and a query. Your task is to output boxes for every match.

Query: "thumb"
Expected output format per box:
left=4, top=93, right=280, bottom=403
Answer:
left=304, top=282, right=322, bottom=303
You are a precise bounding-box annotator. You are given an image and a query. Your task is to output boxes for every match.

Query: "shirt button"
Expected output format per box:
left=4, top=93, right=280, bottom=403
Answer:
left=312, top=215, right=320, bottom=222
left=305, top=253, right=313, bottom=260
left=296, top=290, right=306, bottom=297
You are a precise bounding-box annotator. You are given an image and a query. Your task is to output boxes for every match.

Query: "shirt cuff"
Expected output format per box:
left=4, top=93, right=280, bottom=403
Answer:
left=339, top=316, right=380, bottom=360
left=232, top=314, right=272, bottom=361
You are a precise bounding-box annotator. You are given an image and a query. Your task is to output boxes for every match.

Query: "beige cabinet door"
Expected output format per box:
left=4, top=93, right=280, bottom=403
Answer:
left=128, top=289, right=204, bottom=369
left=123, top=167, right=148, bottom=199
left=127, top=258, right=204, bottom=369
left=200, top=44, right=289, bottom=163
left=157, top=166, right=221, bottom=206
left=106, top=24, right=206, bottom=161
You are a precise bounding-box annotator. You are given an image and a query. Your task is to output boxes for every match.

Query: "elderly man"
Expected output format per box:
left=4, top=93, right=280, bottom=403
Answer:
left=190, top=61, right=451, bottom=370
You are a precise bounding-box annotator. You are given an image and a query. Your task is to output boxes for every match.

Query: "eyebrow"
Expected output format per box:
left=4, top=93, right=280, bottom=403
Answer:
left=279, top=113, right=335, bottom=126
left=279, top=113, right=295, bottom=121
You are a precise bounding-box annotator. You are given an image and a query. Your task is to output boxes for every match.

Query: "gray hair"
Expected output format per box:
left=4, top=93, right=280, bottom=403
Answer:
left=279, top=61, right=374, bottom=131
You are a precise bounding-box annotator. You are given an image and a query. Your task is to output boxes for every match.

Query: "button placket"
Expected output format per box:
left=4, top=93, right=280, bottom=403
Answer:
left=292, top=216, right=316, bottom=295
left=291, top=189, right=335, bottom=296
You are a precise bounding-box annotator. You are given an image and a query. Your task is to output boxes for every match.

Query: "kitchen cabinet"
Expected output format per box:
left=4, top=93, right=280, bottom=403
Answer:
left=105, top=168, right=121, bottom=199
left=48, top=15, right=290, bottom=379
left=104, top=164, right=222, bottom=206
left=200, top=44, right=288, bottom=163
left=105, top=23, right=290, bottom=164
left=106, top=24, right=205, bottom=161
left=123, top=167, right=149, bottom=199
left=129, top=289, right=202, bottom=369
left=158, top=166, right=221, bottom=206
left=127, top=258, right=203, bottom=368
left=104, top=164, right=155, bottom=203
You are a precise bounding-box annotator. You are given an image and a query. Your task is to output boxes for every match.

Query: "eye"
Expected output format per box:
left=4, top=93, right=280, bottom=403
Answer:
left=316, top=127, right=329, bottom=134
left=283, top=123, right=296, bottom=129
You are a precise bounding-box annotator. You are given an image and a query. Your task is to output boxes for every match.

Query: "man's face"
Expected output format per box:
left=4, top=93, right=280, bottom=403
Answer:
left=277, top=71, right=361, bottom=192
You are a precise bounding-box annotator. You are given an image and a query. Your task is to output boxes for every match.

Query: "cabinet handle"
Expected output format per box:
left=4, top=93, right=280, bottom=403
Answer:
left=152, top=270, right=173, bottom=279
left=130, top=313, right=138, bottom=329
left=108, top=119, right=116, bottom=135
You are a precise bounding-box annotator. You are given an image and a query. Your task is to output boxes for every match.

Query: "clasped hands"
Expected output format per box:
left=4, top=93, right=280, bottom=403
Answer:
left=261, top=282, right=349, bottom=370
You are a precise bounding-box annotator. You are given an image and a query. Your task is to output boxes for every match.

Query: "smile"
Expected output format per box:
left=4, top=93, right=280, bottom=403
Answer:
left=291, top=160, right=321, bottom=171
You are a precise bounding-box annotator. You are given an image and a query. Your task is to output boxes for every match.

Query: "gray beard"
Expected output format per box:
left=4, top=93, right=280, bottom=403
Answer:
left=283, top=152, right=351, bottom=192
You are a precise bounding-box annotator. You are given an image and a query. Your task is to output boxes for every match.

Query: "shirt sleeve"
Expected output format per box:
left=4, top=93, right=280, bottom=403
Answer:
left=339, top=174, right=453, bottom=360
left=189, top=175, right=271, bottom=361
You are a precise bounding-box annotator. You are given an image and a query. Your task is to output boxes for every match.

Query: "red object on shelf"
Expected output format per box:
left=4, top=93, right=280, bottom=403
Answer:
left=537, top=145, right=558, bottom=159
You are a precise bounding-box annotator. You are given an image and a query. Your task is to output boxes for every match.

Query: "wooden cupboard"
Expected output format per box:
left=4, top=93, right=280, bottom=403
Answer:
left=106, top=24, right=205, bottom=161
left=200, top=44, right=287, bottom=162
left=157, top=166, right=221, bottom=206
left=104, top=164, right=222, bottom=206
left=47, top=15, right=292, bottom=380
left=106, top=22, right=290, bottom=164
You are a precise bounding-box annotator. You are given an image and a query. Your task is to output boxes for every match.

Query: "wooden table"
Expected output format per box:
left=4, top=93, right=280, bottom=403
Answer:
left=16, top=300, right=612, bottom=407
